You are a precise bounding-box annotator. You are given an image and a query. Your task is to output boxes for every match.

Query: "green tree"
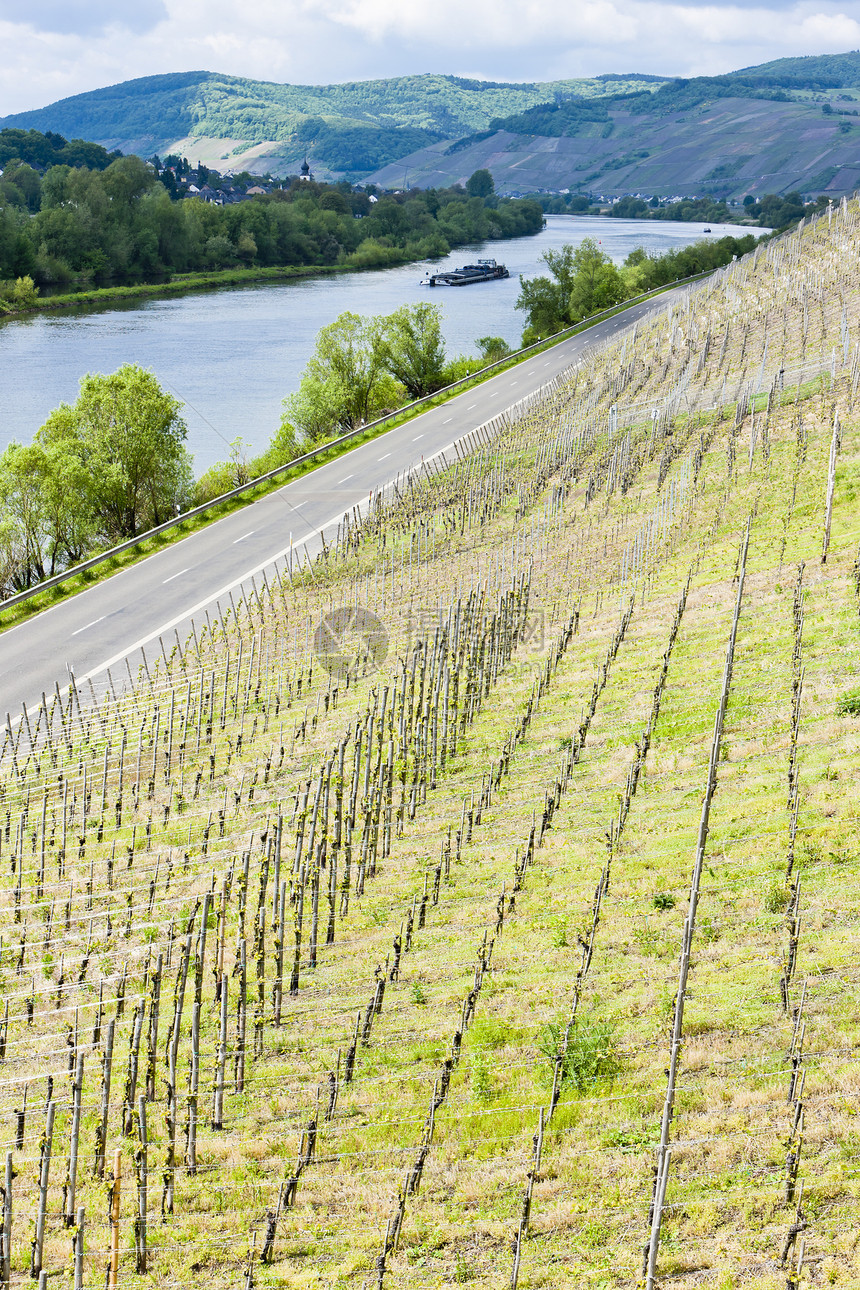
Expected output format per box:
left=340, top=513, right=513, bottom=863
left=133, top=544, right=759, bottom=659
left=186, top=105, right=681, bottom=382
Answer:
left=0, top=515, right=25, bottom=596
left=0, top=442, right=50, bottom=587
left=476, top=335, right=512, bottom=363
left=380, top=302, right=447, bottom=398
left=35, top=414, right=93, bottom=568
left=516, top=239, right=624, bottom=343
left=515, top=246, right=576, bottom=343
left=0, top=424, right=92, bottom=588
left=284, top=312, right=404, bottom=443
left=38, top=365, right=192, bottom=542
left=466, top=168, right=495, bottom=198
left=0, top=275, right=39, bottom=312
left=2, top=161, right=42, bottom=212
left=567, top=238, right=625, bottom=321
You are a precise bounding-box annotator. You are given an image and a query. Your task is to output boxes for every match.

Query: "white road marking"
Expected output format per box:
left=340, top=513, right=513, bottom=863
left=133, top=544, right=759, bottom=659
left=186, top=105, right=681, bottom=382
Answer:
left=337, top=474, right=353, bottom=484
left=443, top=418, right=453, bottom=424
left=162, top=569, right=189, bottom=584
left=4, top=423, right=472, bottom=731
left=72, top=616, right=106, bottom=637
left=466, top=404, right=477, bottom=410
left=233, top=531, right=255, bottom=544
left=378, top=452, right=391, bottom=461
left=412, top=434, right=423, bottom=441
left=72, top=504, right=353, bottom=691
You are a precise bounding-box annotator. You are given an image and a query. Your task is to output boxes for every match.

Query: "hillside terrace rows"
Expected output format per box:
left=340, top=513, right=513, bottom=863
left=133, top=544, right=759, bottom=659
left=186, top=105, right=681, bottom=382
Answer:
left=0, top=203, right=857, bottom=1288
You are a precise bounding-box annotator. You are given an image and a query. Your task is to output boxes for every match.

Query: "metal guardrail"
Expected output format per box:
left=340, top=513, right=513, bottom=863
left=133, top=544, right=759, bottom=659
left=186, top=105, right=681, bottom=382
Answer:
left=0, top=269, right=713, bottom=618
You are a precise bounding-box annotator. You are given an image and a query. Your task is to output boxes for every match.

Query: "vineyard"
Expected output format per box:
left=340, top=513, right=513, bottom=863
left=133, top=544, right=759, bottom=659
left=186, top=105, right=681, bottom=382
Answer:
left=1, top=199, right=859, bottom=1290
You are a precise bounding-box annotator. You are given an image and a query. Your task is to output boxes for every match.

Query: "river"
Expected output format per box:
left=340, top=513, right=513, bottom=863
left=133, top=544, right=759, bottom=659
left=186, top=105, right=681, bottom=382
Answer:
left=0, top=214, right=750, bottom=472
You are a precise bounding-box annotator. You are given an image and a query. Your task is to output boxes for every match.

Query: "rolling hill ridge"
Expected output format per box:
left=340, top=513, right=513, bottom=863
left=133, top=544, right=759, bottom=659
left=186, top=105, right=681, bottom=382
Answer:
left=3, top=54, right=860, bottom=196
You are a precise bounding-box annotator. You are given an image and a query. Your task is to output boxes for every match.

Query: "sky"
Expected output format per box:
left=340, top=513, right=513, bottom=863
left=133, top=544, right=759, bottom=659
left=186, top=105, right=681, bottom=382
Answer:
left=1, top=0, right=859, bottom=115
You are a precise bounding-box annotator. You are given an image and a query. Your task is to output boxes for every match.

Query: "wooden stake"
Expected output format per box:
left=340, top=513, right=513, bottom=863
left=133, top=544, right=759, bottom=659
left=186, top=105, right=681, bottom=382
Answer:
left=63, top=1051, right=84, bottom=1225
left=94, top=1019, right=114, bottom=1179
left=30, top=1100, right=55, bottom=1278
left=108, top=1150, right=121, bottom=1290
left=73, top=1206, right=85, bottom=1290
left=134, top=1097, right=147, bottom=1273
left=1, top=1151, right=12, bottom=1290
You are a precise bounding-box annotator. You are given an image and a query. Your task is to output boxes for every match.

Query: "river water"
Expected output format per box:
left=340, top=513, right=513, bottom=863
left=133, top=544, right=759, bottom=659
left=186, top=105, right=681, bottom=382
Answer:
left=0, top=214, right=748, bottom=472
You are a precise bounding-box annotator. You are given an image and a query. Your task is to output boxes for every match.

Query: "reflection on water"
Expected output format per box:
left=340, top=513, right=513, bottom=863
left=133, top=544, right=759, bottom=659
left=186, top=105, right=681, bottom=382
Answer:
left=0, top=215, right=751, bottom=470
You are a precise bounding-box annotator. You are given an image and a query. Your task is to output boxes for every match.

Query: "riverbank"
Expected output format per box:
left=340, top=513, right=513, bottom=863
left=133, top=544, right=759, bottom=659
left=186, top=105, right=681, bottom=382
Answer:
left=0, top=259, right=394, bottom=319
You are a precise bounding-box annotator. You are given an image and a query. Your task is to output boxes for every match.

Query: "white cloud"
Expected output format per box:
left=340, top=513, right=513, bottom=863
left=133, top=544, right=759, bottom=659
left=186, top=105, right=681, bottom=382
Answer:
left=0, top=0, right=167, bottom=35
left=317, top=0, right=636, bottom=47
left=0, top=0, right=859, bottom=116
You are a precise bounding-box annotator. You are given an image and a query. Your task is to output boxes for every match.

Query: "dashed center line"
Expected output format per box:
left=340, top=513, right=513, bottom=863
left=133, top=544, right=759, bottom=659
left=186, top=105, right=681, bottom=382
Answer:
left=378, top=452, right=391, bottom=461
left=466, top=404, right=477, bottom=410
left=72, top=616, right=106, bottom=637
left=412, top=434, right=423, bottom=441
left=233, top=531, right=255, bottom=544
left=162, top=568, right=189, bottom=584
left=443, top=417, right=453, bottom=424
left=338, top=474, right=353, bottom=484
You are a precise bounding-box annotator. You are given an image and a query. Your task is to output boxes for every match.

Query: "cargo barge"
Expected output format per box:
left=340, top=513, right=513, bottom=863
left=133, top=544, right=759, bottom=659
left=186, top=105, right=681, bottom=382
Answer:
left=420, top=258, right=510, bottom=287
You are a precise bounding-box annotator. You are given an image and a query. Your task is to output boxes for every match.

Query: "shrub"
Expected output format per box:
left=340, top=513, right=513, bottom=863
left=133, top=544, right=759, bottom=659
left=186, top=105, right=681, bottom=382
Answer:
left=440, top=355, right=485, bottom=385
left=476, top=335, right=512, bottom=363
left=764, top=880, right=788, bottom=914
left=539, top=1018, right=621, bottom=1093
left=194, top=461, right=235, bottom=506
left=550, top=917, right=568, bottom=947
left=470, top=1048, right=493, bottom=1103
left=0, top=274, right=39, bottom=311
left=836, top=686, right=860, bottom=716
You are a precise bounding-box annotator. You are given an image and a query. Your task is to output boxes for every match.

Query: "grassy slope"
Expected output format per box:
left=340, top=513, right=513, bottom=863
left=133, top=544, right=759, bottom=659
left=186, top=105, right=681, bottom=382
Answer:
left=1, top=205, right=859, bottom=1290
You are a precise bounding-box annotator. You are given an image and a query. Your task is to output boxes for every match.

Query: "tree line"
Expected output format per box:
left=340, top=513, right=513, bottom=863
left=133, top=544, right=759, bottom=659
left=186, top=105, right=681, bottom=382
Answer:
left=608, top=191, right=823, bottom=229
left=0, top=128, right=120, bottom=177
left=0, top=298, right=510, bottom=593
left=196, top=302, right=510, bottom=502
left=515, top=233, right=758, bottom=344
left=0, top=149, right=542, bottom=291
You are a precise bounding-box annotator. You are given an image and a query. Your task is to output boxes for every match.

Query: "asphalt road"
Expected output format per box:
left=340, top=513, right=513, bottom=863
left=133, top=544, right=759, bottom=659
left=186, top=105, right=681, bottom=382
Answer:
left=0, top=286, right=686, bottom=723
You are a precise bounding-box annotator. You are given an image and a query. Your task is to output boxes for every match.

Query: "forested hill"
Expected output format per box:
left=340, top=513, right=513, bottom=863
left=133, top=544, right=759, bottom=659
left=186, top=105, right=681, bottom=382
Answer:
left=733, top=50, right=860, bottom=86
left=0, top=71, right=664, bottom=179
left=365, top=51, right=860, bottom=199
